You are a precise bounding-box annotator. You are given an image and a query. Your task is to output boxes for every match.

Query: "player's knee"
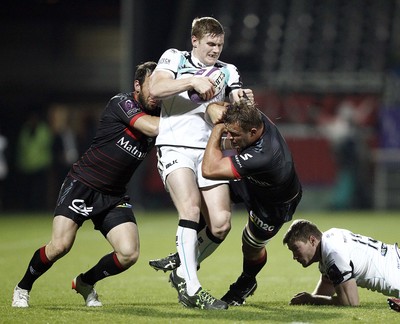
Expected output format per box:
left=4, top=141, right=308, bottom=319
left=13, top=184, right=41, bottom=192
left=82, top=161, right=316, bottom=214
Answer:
left=210, top=218, right=231, bottom=240
left=117, top=249, right=139, bottom=268
left=47, top=241, right=72, bottom=261
left=218, top=221, right=231, bottom=239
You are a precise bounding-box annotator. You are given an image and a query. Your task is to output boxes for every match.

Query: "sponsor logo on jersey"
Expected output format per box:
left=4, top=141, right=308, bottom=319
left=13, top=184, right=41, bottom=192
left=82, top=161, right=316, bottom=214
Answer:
left=234, top=155, right=243, bottom=168
left=240, top=153, right=253, bottom=160
left=117, top=137, right=147, bottom=160
left=166, top=159, right=178, bottom=169
left=118, top=99, right=140, bottom=118
left=68, top=199, right=93, bottom=217
left=249, top=210, right=275, bottom=231
left=159, top=57, right=171, bottom=65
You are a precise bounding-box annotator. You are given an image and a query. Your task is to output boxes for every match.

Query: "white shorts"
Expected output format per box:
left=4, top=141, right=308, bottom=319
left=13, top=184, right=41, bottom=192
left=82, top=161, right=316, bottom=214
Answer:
left=156, top=146, right=228, bottom=190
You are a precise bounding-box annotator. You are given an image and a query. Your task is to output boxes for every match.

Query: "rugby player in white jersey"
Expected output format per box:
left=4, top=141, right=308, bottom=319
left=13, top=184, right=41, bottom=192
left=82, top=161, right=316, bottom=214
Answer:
left=283, top=219, right=400, bottom=311
left=149, top=16, right=253, bottom=309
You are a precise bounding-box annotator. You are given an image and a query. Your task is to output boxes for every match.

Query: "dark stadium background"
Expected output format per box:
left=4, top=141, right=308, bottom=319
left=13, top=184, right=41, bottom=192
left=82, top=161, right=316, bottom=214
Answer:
left=1, top=0, right=399, bottom=212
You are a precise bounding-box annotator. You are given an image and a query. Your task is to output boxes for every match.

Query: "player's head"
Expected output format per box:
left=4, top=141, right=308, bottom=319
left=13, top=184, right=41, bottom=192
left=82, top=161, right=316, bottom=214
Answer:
left=283, top=219, right=323, bottom=267
left=134, top=61, right=160, bottom=113
left=191, top=17, right=224, bottom=66
left=223, top=100, right=263, bottom=151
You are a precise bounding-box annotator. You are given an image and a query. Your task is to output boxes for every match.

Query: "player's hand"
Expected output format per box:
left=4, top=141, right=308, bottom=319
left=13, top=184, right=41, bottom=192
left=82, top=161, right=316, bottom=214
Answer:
left=230, top=88, right=254, bottom=103
left=206, top=102, right=229, bottom=125
left=240, top=88, right=254, bottom=103
left=289, top=292, right=313, bottom=305
left=191, top=77, right=215, bottom=101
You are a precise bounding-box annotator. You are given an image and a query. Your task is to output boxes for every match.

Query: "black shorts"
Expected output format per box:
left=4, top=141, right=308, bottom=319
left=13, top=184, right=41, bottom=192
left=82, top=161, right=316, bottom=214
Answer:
left=54, top=176, right=136, bottom=237
left=230, top=180, right=302, bottom=241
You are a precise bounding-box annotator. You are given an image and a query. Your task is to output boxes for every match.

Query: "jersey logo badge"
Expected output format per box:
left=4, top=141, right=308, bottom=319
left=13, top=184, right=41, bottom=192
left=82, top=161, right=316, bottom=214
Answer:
left=119, top=99, right=140, bottom=118
left=68, top=199, right=93, bottom=217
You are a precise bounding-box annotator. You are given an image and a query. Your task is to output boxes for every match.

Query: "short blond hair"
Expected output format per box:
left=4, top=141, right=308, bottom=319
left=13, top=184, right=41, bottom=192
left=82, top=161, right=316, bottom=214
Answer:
left=191, top=16, right=224, bottom=39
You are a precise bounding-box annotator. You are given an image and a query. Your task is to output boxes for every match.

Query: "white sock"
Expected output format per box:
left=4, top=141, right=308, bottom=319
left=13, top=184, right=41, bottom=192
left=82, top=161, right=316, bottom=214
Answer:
left=197, top=226, right=220, bottom=264
left=176, top=225, right=201, bottom=296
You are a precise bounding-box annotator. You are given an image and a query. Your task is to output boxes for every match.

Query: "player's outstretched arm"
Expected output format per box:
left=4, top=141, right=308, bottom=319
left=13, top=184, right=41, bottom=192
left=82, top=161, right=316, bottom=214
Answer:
left=289, top=277, right=359, bottom=306
left=289, top=291, right=340, bottom=306
left=134, top=115, right=159, bottom=137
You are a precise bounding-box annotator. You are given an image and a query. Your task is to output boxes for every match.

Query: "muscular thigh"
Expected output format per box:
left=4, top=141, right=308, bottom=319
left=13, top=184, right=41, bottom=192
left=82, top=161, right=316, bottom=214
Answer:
left=201, top=183, right=231, bottom=230
left=107, top=222, right=139, bottom=256
left=47, top=215, right=79, bottom=260
left=166, top=168, right=201, bottom=221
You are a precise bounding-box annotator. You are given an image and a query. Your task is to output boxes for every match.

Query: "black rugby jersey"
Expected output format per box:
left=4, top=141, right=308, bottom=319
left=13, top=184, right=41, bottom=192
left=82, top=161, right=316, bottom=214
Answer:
left=229, top=113, right=300, bottom=203
left=69, top=93, right=160, bottom=196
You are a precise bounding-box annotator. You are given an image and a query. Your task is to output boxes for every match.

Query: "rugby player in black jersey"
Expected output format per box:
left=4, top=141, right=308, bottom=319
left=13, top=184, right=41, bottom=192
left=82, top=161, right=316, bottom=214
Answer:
left=150, top=98, right=302, bottom=306
left=12, top=62, right=161, bottom=308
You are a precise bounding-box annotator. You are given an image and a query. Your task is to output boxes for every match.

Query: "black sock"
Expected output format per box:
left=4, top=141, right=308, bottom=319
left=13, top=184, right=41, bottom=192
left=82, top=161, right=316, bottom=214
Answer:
left=81, top=252, right=124, bottom=286
left=243, top=248, right=267, bottom=278
left=18, top=246, right=53, bottom=290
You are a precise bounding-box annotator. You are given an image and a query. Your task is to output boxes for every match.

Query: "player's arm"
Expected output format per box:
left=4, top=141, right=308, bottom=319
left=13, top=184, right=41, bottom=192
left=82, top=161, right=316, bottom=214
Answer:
left=132, top=115, right=160, bottom=137
left=202, top=123, right=236, bottom=180
left=334, top=278, right=360, bottom=306
left=312, top=274, right=336, bottom=296
left=149, top=70, right=214, bottom=101
left=289, top=275, right=335, bottom=305
left=290, top=275, right=359, bottom=306
left=205, top=102, right=229, bottom=125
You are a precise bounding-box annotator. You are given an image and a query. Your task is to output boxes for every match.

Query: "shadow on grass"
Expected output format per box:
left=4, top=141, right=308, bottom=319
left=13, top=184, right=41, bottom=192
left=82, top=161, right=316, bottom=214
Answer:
left=44, top=301, right=343, bottom=322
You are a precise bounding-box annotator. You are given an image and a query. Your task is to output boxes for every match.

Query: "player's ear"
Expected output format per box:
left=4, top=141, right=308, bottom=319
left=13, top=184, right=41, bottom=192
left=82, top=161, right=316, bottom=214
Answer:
left=192, top=35, right=198, bottom=48
left=309, top=235, right=317, bottom=246
left=134, top=80, right=140, bottom=93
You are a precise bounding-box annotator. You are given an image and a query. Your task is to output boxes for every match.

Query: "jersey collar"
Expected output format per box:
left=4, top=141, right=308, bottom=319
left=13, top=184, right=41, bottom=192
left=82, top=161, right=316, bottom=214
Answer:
left=190, top=52, right=207, bottom=68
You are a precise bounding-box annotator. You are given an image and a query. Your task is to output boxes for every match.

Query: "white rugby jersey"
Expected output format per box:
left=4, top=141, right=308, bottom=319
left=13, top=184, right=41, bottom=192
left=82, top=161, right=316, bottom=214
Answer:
left=154, top=48, right=242, bottom=148
left=319, top=228, right=400, bottom=297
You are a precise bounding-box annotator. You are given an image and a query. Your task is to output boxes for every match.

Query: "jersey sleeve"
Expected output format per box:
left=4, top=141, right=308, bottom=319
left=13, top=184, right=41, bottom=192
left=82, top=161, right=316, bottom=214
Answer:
left=229, top=146, right=272, bottom=179
left=155, top=48, right=181, bottom=76
left=116, top=95, right=146, bottom=121
left=225, top=63, right=243, bottom=91
left=320, top=232, right=354, bottom=285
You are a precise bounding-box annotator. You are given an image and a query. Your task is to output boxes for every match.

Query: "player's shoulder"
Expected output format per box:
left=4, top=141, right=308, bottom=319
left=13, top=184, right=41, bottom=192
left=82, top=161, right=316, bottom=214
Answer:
left=108, top=92, right=134, bottom=106
left=161, top=48, right=186, bottom=58
left=110, top=92, right=132, bottom=100
left=108, top=92, right=143, bottom=115
left=215, top=60, right=238, bottom=72
left=322, top=228, right=340, bottom=240
left=322, top=228, right=348, bottom=250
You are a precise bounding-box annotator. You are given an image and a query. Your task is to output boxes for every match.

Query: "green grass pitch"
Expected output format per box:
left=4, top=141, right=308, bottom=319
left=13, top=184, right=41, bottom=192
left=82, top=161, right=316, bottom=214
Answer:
left=1, top=209, right=399, bottom=323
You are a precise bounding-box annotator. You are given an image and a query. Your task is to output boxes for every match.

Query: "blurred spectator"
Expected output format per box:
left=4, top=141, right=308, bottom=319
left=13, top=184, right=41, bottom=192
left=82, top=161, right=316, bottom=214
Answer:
left=16, top=111, right=53, bottom=211
left=0, top=128, right=8, bottom=210
left=77, top=113, right=98, bottom=155
left=49, top=104, right=78, bottom=194
left=320, top=99, right=373, bottom=210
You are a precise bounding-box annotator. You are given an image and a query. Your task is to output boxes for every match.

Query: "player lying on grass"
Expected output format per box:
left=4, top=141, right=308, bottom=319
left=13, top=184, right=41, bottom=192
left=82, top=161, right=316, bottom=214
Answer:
left=150, top=98, right=302, bottom=306
left=282, top=219, right=400, bottom=312
left=12, top=62, right=160, bottom=308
